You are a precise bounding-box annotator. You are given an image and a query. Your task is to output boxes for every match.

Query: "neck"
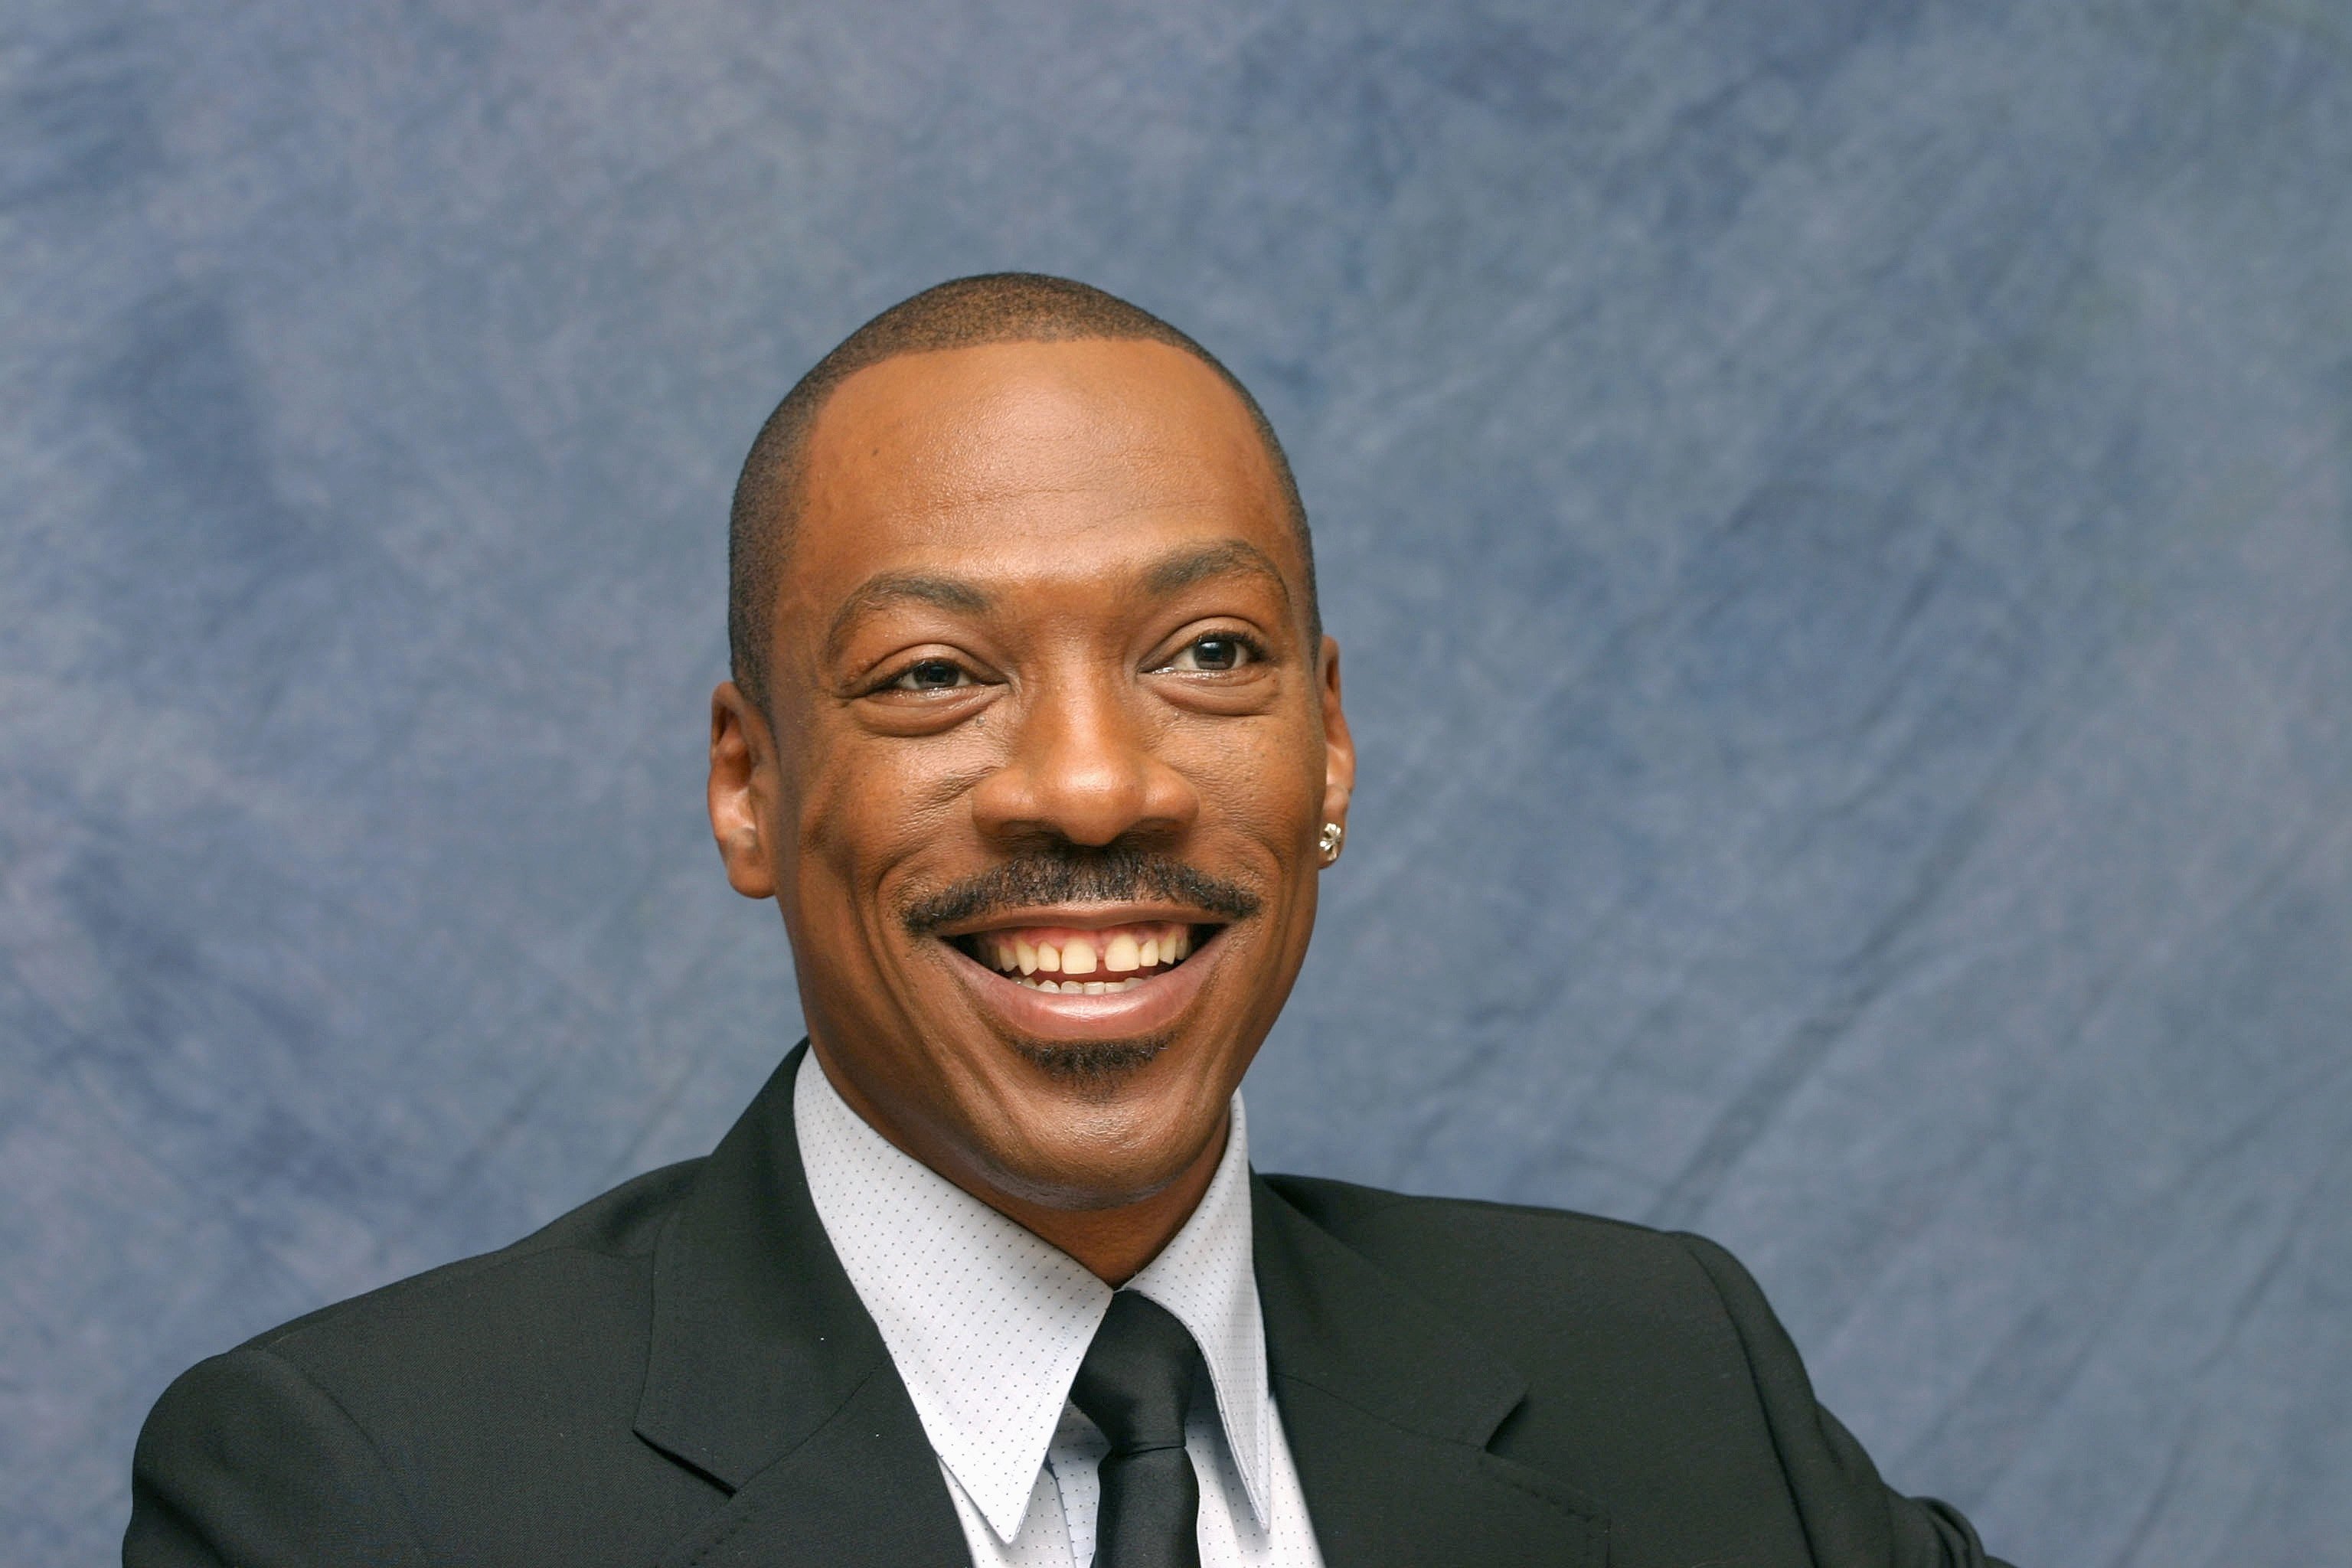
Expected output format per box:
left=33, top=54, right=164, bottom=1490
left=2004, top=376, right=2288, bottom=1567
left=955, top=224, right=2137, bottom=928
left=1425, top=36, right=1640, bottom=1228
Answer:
left=811, top=1044, right=1229, bottom=1285
left=973, top=1124, right=1228, bottom=1285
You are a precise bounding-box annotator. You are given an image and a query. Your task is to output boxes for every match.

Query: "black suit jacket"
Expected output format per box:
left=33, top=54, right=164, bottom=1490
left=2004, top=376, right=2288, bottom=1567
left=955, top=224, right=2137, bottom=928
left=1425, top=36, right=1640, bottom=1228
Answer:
left=128, top=1045, right=2008, bottom=1566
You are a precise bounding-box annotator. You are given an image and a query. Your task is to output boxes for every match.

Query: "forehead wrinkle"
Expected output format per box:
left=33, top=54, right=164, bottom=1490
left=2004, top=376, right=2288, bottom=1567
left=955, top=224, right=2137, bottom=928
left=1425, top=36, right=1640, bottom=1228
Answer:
left=822, top=570, right=991, bottom=665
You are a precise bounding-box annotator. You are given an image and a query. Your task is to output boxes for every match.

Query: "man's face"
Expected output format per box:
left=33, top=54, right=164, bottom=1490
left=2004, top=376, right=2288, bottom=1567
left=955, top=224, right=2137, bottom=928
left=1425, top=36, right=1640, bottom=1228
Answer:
left=710, top=338, right=1353, bottom=1217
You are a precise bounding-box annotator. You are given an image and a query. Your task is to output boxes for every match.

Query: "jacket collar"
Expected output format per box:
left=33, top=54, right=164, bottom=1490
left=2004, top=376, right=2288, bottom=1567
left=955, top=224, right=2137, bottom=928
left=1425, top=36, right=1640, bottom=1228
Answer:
left=635, top=1041, right=884, bottom=1488
left=1253, top=1178, right=1610, bottom=1566
left=635, top=1041, right=969, bottom=1566
left=1250, top=1177, right=1524, bottom=1445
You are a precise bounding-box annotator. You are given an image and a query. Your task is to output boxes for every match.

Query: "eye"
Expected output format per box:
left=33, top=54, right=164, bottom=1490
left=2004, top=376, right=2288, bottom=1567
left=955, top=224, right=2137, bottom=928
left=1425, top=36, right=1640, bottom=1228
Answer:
left=1161, top=633, right=1262, bottom=674
left=887, top=658, right=976, bottom=692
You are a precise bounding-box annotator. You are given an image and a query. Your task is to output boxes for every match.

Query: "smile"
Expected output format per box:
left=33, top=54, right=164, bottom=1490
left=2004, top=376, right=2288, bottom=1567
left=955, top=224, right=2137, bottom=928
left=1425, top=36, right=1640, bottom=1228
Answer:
left=951, top=920, right=1199, bottom=993
left=938, top=910, right=1230, bottom=1041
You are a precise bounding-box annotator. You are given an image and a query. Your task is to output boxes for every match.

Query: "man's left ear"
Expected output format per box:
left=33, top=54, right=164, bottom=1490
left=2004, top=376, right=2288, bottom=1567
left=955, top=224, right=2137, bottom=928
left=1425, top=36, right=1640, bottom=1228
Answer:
left=1318, top=635, right=1356, bottom=849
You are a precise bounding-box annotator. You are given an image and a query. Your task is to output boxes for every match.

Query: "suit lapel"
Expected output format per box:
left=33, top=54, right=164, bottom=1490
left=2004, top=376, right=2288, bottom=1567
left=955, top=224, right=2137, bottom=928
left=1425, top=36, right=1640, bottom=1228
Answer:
left=635, top=1042, right=969, bottom=1568
left=1253, top=1178, right=1609, bottom=1568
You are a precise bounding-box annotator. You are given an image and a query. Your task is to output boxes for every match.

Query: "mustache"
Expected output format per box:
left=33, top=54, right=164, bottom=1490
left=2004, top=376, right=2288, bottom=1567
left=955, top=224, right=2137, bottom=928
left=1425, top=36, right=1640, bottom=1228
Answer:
left=898, top=844, right=1263, bottom=936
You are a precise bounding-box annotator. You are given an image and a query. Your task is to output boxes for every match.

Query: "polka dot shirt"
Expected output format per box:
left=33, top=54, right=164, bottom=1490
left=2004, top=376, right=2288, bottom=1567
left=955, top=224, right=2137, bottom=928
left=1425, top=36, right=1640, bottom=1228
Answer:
left=794, top=1051, right=1326, bottom=1567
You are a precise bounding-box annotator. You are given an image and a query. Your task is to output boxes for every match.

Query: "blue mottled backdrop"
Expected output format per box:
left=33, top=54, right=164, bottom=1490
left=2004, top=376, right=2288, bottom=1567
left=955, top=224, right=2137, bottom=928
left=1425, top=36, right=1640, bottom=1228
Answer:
left=5, top=2, right=2350, bottom=1561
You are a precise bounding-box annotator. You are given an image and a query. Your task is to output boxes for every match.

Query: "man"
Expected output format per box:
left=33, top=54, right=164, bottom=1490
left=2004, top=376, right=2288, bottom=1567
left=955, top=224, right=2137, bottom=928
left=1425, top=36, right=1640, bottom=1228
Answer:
left=128, top=274, right=2012, bottom=1566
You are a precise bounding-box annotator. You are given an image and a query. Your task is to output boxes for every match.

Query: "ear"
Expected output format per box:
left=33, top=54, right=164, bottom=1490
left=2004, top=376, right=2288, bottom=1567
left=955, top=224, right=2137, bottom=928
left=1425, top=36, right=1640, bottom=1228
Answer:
left=1317, top=635, right=1355, bottom=840
left=708, top=680, right=779, bottom=900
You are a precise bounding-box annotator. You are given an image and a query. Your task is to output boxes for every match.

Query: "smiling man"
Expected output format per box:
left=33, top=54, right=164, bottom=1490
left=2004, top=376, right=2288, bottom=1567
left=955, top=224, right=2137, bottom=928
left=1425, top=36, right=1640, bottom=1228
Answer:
left=127, top=276, right=2010, bottom=1568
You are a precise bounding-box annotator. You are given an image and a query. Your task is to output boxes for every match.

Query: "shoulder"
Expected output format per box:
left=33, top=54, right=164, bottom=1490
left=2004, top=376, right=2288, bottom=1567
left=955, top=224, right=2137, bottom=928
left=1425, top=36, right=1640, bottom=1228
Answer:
left=250, top=1155, right=701, bottom=1370
left=131, top=1160, right=721, bottom=1563
left=1260, top=1172, right=1729, bottom=1305
left=148, top=1158, right=705, bottom=1466
left=1256, top=1177, right=1847, bottom=1551
left=1257, top=1173, right=1772, bottom=1383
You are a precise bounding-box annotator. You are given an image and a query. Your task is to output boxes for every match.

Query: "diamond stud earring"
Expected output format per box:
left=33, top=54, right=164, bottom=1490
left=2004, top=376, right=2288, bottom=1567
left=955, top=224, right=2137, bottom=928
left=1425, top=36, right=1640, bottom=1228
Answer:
left=1318, top=822, right=1345, bottom=864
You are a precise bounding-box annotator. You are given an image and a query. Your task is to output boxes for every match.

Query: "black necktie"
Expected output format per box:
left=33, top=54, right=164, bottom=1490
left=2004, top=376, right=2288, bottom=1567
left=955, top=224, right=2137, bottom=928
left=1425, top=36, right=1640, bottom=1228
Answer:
left=1070, top=1291, right=1204, bottom=1568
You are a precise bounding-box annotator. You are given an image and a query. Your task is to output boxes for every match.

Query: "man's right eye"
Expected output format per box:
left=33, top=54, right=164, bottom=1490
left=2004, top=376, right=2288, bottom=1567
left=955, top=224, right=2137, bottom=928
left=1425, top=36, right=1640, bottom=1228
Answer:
left=887, top=659, right=974, bottom=692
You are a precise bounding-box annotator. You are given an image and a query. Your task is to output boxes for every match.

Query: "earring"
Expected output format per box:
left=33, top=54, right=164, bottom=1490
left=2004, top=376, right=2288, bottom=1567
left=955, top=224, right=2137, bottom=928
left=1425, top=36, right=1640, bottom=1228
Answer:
left=1318, top=822, right=1345, bottom=864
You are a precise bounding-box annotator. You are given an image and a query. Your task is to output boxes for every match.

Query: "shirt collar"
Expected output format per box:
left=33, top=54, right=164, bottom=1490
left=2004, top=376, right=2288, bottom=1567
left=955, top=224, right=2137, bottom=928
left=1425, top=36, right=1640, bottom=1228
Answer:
left=793, top=1049, right=1272, bottom=1544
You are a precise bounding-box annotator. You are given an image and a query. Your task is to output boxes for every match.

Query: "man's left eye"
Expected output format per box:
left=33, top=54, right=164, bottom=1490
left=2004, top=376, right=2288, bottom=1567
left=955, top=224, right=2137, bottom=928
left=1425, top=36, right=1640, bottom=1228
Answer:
left=1164, top=635, right=1256, bottom=673
left=889, top=659, right=974, bottom=691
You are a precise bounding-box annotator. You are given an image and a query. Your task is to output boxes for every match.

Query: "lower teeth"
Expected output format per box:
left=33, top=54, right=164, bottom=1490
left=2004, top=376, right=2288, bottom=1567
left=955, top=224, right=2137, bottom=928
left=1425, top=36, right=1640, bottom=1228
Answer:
left=1017, top=977, right=1143, bottom=994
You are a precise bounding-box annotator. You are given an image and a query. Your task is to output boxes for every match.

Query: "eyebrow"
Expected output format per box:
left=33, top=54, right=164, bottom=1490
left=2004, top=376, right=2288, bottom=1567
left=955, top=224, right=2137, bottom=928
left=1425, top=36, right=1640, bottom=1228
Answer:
left=823, top=571, right=991, bottom=664
left=821, top=538, right=1294, bottom=664
left=1140, top=538, right=1293, bottom=610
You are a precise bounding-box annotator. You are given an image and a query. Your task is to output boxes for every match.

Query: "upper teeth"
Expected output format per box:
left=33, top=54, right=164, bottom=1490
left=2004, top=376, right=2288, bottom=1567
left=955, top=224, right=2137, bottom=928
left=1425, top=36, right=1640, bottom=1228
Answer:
left=976, top=921, right=1195, bottom=984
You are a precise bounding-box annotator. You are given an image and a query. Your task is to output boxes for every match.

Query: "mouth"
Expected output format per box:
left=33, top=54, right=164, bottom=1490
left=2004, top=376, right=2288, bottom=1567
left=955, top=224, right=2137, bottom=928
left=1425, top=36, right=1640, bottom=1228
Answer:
left=935, top=911, right=1230, bottom=1042
left=947, top=919, right=1208, bottom=993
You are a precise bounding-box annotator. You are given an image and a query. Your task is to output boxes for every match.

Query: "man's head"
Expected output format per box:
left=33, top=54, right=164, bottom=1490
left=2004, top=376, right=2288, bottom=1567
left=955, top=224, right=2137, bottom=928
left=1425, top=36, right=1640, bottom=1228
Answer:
left=707, top=275, right=1353, bottom=1272
left=727, top=273, right=1319, bottom=714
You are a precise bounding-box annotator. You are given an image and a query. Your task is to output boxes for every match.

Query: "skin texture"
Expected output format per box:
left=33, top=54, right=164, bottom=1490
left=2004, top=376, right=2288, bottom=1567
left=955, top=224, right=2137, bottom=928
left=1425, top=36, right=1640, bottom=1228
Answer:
left=707, top=338, right=1354, bottom=1284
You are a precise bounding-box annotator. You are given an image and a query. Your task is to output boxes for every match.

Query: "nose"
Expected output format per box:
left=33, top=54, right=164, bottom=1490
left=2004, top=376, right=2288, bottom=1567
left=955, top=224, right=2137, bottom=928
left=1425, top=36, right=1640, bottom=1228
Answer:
left=969, top=668, right=1200, bottom=847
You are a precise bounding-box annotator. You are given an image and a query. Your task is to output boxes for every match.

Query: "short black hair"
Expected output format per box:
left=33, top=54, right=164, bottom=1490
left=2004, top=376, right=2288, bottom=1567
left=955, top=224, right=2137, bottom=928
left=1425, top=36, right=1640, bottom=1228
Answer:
left=727, top=273, right=1315, bottom=707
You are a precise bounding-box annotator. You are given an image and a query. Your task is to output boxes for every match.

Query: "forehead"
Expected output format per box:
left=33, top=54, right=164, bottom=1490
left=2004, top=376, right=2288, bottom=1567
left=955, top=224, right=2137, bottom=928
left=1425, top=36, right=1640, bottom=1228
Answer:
left=783, top=338, right=1298, bottom=621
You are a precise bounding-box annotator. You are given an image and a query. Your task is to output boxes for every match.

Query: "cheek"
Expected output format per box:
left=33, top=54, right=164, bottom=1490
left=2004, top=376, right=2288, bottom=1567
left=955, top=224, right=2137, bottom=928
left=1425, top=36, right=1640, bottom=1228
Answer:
left=790, top=727, right=998, bottom=897
left=1179, top=717, right=1325, bottom=835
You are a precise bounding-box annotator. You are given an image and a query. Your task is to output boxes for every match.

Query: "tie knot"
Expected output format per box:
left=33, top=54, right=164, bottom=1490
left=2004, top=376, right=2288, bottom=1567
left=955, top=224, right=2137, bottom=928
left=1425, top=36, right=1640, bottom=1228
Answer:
left=1070, top=1292, right=1201, bottom=1454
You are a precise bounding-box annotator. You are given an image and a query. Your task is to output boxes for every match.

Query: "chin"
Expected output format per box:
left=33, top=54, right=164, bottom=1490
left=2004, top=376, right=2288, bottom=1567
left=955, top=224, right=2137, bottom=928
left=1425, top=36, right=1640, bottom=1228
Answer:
left=972, top=1069, right=1232, bottom=1213
left=1009, top=1031, right=1175, bottom=1089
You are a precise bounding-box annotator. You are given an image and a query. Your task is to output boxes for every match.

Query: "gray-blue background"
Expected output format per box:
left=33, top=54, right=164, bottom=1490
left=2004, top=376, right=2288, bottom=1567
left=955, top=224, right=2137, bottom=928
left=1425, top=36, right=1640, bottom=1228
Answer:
left=6, top=2, right=2348, bottom=1561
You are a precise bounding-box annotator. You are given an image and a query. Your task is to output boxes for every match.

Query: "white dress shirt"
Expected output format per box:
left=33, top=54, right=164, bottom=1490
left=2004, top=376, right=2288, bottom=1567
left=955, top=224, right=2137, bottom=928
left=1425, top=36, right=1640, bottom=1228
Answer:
left=794, top=1050, right=1326, bottom=1568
